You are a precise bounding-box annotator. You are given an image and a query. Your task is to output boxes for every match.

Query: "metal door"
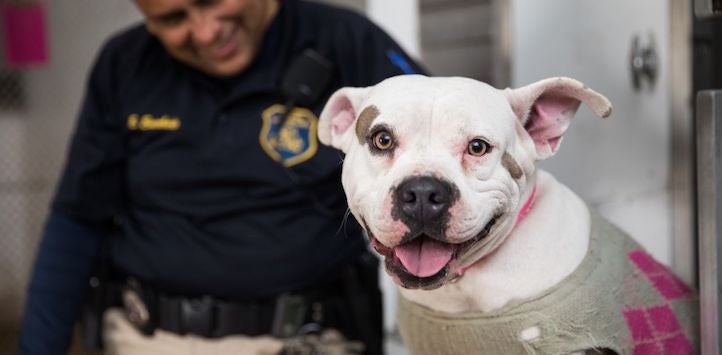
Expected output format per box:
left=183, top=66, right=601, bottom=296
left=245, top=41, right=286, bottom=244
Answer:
left=695, top=1, right=722, bottom=353
left=510, top=0, right=679, bottom=270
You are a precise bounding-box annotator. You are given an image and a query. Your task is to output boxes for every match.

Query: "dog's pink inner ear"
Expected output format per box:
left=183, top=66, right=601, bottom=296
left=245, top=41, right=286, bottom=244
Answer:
left=329, top=95, right=356, bottom=135
left=524, top=94, right=581, bottom=158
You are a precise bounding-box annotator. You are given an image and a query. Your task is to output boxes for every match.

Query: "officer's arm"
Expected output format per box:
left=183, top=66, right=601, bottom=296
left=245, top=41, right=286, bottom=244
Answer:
left=17, top=36, right=124, bottom=355
left=18, top=213, right=103, bottom=355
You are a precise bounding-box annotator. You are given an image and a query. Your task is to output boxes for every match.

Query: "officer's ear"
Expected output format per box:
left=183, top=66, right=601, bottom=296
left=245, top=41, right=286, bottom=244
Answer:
left=318, top=87, right=370, bottom=153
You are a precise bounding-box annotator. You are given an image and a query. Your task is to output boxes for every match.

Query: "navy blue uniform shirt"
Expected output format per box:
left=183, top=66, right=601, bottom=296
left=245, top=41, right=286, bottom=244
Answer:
left=55, top=0, right=422, bottom=299
left=19, top=1, right=424, bottom=353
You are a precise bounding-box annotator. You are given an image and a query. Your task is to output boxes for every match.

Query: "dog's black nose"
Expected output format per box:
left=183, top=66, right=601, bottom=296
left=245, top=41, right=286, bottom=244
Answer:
left=394, top=176, right=454, bottom=223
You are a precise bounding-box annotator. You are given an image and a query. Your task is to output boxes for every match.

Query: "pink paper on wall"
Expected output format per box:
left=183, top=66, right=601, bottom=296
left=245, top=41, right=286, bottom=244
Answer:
left=2, top=2, right=49, bottom=68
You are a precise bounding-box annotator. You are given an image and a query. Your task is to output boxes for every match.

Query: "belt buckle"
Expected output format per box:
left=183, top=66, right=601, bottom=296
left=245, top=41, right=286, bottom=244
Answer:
left=271, top=294, right=307, bottom=338
left=180, top=295, right=215, bottom=337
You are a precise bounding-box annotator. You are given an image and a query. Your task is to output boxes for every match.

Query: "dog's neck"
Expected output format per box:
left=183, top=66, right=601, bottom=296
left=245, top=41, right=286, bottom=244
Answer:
left=456, top=185, right=537, bottom=276
left=398, top=171, right=591, bottom=313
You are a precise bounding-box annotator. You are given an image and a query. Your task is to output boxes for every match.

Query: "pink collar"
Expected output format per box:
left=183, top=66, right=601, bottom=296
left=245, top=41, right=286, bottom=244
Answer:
left=513, top=185, right=537, bottom=229
left=456, top=185, right=536, bottom=276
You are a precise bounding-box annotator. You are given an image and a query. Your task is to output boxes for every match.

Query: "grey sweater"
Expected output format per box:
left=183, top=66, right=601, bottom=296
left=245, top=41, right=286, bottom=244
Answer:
left=397, top=213, right=698, bottom=355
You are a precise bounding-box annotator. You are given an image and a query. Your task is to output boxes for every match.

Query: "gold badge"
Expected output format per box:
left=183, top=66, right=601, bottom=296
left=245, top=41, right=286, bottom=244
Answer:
left=259, top=104, right=319, bottom=167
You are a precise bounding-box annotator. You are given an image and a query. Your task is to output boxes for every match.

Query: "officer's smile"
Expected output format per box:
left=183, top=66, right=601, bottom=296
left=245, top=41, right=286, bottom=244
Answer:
left=206, top=25, right=241, bottom=60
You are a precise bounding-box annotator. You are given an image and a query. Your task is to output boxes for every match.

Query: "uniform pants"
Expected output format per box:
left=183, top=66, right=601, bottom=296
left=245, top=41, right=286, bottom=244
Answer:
left=102, top=308, right=284, bottom=355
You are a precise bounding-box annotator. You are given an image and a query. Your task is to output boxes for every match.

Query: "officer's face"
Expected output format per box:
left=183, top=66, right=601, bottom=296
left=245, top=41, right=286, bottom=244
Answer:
left=134, top=0, right=279, bottom=77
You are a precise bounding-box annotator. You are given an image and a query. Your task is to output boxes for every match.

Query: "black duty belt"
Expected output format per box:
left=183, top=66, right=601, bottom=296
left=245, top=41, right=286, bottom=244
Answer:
left=98, top=252, right=384, bottom=355
left=156, top=294, right=277, bottom=338
left=119, top=277, right=342, bottom=339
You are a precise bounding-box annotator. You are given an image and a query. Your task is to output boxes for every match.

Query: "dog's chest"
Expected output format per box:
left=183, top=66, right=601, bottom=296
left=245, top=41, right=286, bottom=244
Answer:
left=396, top=214, right=698, bottom=355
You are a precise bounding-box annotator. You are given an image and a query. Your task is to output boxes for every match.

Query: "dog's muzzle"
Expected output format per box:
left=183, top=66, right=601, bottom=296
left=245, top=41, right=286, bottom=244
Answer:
left=392, top=176, right=458, bottom=242
left=370, top=215, right=499, bottom=290
left=381, top=176, right=473, bottom=289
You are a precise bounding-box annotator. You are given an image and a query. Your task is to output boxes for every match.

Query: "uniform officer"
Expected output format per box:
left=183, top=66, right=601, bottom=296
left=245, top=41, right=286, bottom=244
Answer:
left=17, top=0, right=424, bottom=354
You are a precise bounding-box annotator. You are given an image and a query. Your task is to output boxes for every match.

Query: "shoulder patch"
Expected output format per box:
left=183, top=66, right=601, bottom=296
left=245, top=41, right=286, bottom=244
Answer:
left=259, top=104, right=319, bottom=167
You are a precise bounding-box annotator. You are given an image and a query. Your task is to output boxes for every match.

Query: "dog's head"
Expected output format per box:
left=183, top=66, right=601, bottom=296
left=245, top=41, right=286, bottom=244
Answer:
left=319, top=75, right=611, bottom=289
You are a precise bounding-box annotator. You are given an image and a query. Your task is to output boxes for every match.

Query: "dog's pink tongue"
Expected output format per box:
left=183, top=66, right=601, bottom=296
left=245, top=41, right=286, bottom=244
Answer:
left=394, top=238, right=453, bottom=277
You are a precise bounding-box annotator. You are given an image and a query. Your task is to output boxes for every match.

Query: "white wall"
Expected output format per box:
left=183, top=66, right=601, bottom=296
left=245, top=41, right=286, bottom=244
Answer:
left=367, top=0, right=420, bottom=58
left=510, top=0, right=673, bottom=264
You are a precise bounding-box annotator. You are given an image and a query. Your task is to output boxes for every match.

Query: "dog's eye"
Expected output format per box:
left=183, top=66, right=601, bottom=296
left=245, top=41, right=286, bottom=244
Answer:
left=468, top=138, right=491, bottom=156
left=372, top=130, right=394, bottom=151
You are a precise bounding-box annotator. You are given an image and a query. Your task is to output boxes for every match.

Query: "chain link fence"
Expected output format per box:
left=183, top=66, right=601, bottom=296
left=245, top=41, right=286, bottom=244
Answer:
left=0, top=2, right=49, bottom=352
left=0, top=93, right=53, bottom=353
left=0, top=1, right=143, bottom=353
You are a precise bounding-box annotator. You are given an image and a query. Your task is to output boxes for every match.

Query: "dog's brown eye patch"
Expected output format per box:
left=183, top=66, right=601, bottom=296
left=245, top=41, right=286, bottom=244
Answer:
left=502, top=152, right=523, bottom=179
left=356, top=105, right=380, bottom=144
left=468, top=138, right=491, bottom=156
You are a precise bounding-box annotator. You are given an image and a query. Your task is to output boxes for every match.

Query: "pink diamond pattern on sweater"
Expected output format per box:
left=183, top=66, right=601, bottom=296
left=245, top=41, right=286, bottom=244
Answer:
left=663, top=334, right=694, bottom=354
left=624, top=308, right=654, bottom=342
left=628, top=250, right=693, bottom=300
left=648, top=305, right=681, bottom=333
left=632, top=342, right=660, bottom=355
left=623, top=250, right=694, bottom=355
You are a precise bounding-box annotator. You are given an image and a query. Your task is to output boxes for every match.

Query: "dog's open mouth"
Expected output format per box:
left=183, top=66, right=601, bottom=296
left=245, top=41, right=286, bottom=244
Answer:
left=371, top=216, right=498, bottom=289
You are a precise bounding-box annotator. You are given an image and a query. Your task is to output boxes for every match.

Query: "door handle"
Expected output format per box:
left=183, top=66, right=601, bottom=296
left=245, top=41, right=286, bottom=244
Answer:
left=630, top=34, right=658, bottom=91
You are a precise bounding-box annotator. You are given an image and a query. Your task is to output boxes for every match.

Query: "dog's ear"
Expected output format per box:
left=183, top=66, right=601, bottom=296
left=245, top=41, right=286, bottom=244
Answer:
left=318, top=87, right=370, bottom=153
left=504, top=77, right=612, bottom=160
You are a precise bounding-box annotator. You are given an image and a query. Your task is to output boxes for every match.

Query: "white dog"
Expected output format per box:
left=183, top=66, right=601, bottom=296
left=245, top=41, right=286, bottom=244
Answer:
left=318, top=75, right=697, bottom=355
